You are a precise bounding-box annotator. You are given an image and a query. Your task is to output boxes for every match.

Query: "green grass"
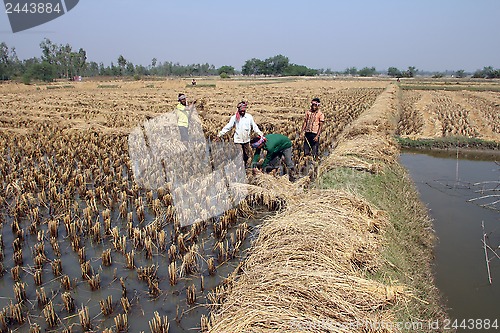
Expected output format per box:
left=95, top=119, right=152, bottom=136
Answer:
left=400, top=84, right=500, bottom=92
left=186, top=83, right=216, bottom=88
left=97, top=84, right=121, bottom=89
left=318, top=164, right=447, bottom=332
left=237, top=79, right=297, bottom=86
left=396, top=136, right=500, bottom=150
left=46, top=85, right=75, bottom=89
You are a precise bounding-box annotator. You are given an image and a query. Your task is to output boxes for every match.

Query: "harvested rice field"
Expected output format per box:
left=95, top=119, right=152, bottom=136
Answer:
left=0, top=77, right=496, bottom=332
left=398, top=80, right=500, bottom=142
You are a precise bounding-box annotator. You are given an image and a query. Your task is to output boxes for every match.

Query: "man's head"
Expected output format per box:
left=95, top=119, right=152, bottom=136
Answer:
left=311, top=97, right=320, bottom=110
left=250, top=136, right=266, bottom=149
left=237, top=101, right=248, bottom=117
left=178, top=93, right=187, bottom=105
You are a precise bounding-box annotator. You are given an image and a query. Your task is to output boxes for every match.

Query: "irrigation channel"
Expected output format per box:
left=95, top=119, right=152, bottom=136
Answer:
left=400, top=149, right=500, bottom=329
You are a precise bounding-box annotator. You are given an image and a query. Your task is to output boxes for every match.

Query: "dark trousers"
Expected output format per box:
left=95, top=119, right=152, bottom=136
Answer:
left=304, top=132, right=319, bottom=158
left=263, top=147, right=295, bottom=174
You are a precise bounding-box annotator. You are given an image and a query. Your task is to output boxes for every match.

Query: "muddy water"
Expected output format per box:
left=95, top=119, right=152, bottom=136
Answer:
left=400, top=150, right=500, bottom=329
left=0, top=201, right=271, bottom=332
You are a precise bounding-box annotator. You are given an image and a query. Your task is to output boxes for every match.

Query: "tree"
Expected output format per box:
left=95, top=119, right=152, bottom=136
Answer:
left=344, top=67, right=358, bottom=75
left=27, top=61, right=56, bottom=82
left=40, top=38, right=57, bottom=64
left=0, top=42, right=20, bottom=80
left=455, top=69, right=465, bottom=78
left=117, top=55, right=127, bottom=75
left=283, top=64, right=318, bottom=76
left=264, top=54, right=289, bottom=75
left=242, top=58, right=265, bottom=75
left=403, top=66, right=417, bottom=78
left=358, top=67, right=377, bottom=77
left=218, top=65, right=235, bottom=76
left=387, top=67, right=402, bottom=77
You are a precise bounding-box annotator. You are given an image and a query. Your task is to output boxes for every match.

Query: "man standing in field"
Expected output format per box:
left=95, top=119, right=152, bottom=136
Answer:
left=176, top=93, right=196, bottom=142
left=250, top=134, right=296, bottom=182
left=300, top=97, right=325, bottom=158
left=217, top=101, right=263, bottom=168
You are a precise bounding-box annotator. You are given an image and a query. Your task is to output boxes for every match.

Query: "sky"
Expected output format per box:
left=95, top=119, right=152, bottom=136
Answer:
left=1, top=0, right=499, bottom=72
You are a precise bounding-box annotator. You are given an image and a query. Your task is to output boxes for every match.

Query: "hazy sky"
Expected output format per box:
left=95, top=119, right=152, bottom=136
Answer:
left=1, top=0, right=499, bottom=72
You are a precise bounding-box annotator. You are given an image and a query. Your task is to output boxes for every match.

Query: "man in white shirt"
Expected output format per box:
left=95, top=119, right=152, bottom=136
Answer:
left=217, top=101, right=263, bottom=168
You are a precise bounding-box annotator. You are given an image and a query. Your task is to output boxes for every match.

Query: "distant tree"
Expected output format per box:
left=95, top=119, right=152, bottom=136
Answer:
left=344, top=67, right=358, bottom=75
left=387, top=67, right=402, bottom=77
left=0, top=42, right=21, bottom=80
left=151, top=58, right=157, bottom=68
left=358, top=67, right=377, bottom=77
left=264, top=54, right=289, bottom=75
left=472, top=66, right=499, bottom=79
left=85, top=61, right=99, bottom=76
left=27, top=61, right=56, bottom=82
left=40, top=38, right=57, bottom=64
left=403, top=66, right=417, bottom=78
left=455, top=69, right=465, bottom=78
left=242, top=58, right=265, bottom=75
left=432, top=72, right=444, bottom=78
left=117, top=55, right=127, bottom=75
left=125, top=62, right=135, bottom=76
left=218, top=65, right=235, bottom=76
left=283, top=64, right=318, bottom=76
left=135, top=65, right=148, bottom=76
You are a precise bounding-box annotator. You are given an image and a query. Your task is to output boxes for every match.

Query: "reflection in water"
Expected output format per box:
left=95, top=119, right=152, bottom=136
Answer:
left=400, top=151, right=500, bottom=327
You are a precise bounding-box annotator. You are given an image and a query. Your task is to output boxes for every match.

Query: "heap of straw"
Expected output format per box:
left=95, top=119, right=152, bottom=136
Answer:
left=319, top=84, right=400, bottom=176
left=209, top=188, right=408, bottom=332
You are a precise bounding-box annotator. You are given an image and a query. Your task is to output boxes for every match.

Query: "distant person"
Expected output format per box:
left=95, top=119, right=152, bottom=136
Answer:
left=250, top=134, right=296, bottom=182
left=217, top=101, right=263, bottom=168
left=192, top=78, right=197, bottom=86
left=300, top=97, right=325, bottom=158
left=176, top=93, right=196, bottom=142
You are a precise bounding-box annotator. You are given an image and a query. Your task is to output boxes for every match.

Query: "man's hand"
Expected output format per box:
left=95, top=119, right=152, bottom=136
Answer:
left=252, top=168, right=261, bottom=175
left=313, top=134, right=320, bottom=142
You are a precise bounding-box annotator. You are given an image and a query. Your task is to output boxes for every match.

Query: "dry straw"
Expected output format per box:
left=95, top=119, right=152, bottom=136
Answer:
left=209, top=182, right=408, bottom=332
left=319, top=85, right=400, bottom=176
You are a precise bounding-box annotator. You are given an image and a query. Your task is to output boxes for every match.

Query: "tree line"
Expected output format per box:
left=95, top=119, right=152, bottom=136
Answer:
left=1, top=39, right=499, bottom=82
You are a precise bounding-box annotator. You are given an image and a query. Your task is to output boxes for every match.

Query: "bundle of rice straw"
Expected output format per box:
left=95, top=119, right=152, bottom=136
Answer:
left=208, top=188, right=408, bottom=333
left=319, top=84, right=400, bottom=176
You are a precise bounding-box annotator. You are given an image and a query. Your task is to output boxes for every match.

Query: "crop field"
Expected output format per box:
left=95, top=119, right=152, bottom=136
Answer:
left=0, top=77, right=497, bottom=332
left=398, top=81, right=500, bottom=142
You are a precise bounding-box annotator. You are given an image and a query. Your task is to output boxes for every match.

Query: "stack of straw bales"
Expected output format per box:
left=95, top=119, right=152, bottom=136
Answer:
left=209, top=178, right=407, bottom=332
left=319, top=84, right=400, bottom=175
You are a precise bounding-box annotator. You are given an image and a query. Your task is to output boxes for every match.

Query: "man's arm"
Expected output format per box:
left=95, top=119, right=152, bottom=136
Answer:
left=300, top=112, right=308, bottom=138
left=218, top=115, right=236, bottom=137
left=314, top=121, right=324, bottom=141
left=251, top=147, right=261, bottom=167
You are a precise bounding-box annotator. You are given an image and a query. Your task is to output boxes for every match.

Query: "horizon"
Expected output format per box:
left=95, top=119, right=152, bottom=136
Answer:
left=1, top=0, right=499, bottom=73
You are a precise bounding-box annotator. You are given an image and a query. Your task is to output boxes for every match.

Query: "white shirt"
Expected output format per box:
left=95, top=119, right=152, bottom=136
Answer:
left=218, top=113, right=263, bottom=144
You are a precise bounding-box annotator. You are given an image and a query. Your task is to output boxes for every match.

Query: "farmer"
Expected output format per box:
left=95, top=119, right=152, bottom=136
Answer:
left=299, top=97, right=325, bottom=158
left=250, top=134, right=296, bottom=182
left=176, top=93, right=197, bottom=142
left=216, top=101, right=263, bottom=168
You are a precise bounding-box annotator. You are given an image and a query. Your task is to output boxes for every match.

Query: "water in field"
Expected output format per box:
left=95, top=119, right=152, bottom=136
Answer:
left=400, top=149, right=500, bottom=329
left=0, top=199, right=271, bottom=333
